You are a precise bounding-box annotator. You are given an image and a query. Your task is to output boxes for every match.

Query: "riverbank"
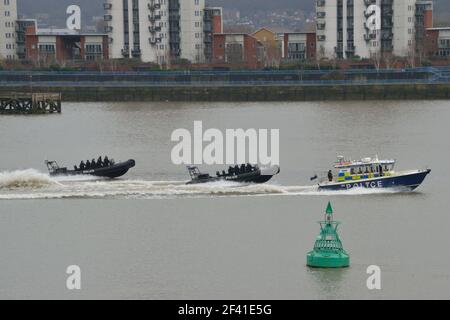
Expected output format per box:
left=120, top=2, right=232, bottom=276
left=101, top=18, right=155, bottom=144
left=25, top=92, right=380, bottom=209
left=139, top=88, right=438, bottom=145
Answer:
left=1, top=83, right=450, bottom=102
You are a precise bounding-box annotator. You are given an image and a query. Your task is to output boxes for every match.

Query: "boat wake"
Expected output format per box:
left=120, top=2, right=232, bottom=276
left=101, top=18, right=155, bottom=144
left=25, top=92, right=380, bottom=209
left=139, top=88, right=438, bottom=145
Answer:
left=0, top=169, right=61, bottom=189
left=0, top=169, right=412, bottom=200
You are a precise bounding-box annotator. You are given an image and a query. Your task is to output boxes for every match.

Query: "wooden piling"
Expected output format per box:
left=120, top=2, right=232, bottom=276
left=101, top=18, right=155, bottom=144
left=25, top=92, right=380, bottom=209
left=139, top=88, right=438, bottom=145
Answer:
left=0, top=93, right=61, bottom=114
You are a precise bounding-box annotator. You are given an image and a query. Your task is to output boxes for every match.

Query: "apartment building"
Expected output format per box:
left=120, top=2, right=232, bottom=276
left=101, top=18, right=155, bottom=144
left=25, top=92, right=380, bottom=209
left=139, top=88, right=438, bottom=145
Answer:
left=213, top=33, right=264, bottom=69
left=104, top=0, right=220, bottom=64
left=283, top=32, right=317, bottom=61
left=315, top=0, right=433, bottom=59
left=204, top=7, right=223, bottom=62
left=425, top=27, right=450, bottom=58
left=16, top=19, right=37, bottom=59
left=25, top=25, right=109, bottom=63
left=0, top=0, right=18, bottom=60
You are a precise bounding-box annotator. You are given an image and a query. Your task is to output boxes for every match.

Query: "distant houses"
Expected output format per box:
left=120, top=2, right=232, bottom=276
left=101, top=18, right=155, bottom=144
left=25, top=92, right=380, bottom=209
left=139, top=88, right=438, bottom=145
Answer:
left=2, top=0, right=450, bottom=70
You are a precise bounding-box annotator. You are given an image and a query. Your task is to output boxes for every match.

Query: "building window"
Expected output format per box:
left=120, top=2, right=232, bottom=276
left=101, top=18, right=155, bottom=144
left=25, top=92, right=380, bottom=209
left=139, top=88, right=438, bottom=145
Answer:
left=85, top=44, right=103, bottom=60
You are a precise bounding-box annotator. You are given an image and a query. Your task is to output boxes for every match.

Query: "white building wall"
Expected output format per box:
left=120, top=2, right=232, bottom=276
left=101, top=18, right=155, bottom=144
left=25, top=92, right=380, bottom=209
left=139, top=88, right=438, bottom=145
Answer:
left=393, top=0, right=416, bottom=57
left=105, top=0, right=207, bottom=64
left=180, top=0, right=205, bottom=63
left=105, top=0, right=125, bottom=59
left=316, top=0, right=338, bottom=59
left=139, top=0, right=169, bottom=63
left=0, top=0, right=18, bottom=60
left=353, top=0, right=371, bottom=59
left=317, top=0, right=423, bottom=60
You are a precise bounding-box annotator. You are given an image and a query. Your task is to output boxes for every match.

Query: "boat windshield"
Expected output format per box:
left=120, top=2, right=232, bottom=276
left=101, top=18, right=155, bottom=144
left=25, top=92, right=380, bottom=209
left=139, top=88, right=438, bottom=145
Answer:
left=330, top=157, right=396, bottom=183
left=187, top=166, right=201, bottom=179
left=45, top=161, right=60, bottom=172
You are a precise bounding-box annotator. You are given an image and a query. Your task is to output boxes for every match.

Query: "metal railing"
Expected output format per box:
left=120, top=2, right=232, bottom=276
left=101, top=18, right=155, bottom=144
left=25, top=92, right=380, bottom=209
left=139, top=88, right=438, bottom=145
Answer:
left=1, top=67, right=450, bottom=87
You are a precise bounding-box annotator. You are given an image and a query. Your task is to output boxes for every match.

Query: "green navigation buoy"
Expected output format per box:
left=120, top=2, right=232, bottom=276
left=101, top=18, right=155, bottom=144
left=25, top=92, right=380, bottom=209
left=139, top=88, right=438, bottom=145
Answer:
left=307, top=202, right=350, bottom=268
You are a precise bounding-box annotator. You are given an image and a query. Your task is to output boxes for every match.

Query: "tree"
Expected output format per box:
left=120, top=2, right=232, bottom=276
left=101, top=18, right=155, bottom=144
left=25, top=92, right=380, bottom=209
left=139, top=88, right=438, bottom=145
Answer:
left=382, top=52, right=398, bottom=69
left=370, top=48, right=382, bottom=71
left=316, top=45, right=325, bottom=70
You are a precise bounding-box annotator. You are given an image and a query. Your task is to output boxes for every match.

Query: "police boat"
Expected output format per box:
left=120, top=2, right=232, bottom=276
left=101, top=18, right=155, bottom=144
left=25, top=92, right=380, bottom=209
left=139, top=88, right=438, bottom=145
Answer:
left=314, top=156, right=431, bottom=191
left=186, top=164, right=280, bottom=185
left=45, top=157, right=136, bottom=179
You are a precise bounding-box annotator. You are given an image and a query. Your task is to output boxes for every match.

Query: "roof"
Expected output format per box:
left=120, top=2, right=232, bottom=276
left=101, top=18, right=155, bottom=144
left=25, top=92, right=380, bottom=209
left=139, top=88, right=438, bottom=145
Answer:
left=284, top=31, right=316, bottom=35
left=252, top=27, right=277, bottom=35
left=35, top=28, right=107, bottom=36
left=334, top=157, right=396, bottom=169
left=215, top=33, right=258, bottom=40
left=427, top=27, right=450, bottom=31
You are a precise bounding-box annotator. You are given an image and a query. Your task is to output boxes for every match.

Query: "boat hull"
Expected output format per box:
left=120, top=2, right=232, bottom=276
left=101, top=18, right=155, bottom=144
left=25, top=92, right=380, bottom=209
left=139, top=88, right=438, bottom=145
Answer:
left=50, top=160, right=136, bottom=179
left=318, top=169, right=431, bottom=191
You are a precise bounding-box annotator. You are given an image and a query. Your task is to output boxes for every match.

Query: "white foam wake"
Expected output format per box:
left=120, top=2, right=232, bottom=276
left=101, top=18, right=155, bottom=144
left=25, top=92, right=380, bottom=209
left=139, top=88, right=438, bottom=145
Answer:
left=0, top=170, right=411, bottom=200
left=0, top=169, right=60, bottom=190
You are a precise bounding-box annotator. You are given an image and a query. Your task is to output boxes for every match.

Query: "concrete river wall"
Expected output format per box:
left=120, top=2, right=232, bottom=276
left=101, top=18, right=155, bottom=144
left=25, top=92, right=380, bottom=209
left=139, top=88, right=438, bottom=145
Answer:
left=2, top=67, right=450, bottom=101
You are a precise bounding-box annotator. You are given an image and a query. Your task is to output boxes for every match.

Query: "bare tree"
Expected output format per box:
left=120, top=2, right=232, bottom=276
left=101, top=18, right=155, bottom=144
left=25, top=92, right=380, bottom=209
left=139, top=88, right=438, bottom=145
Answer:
left=406, top=40, right=416, bottom=68
left=382, top=52, right=397, bottom=69
left=316, top=45, right=325, bottom=70
left=370, top=48, right=382, bottom=71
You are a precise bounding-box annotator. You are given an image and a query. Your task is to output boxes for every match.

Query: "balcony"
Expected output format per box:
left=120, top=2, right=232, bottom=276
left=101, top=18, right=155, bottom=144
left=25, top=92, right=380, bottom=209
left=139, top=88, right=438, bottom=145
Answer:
left=317, top=11, right=326, bottom=19
left=103, top=3, right=112, bottom=10
left=149, top=38, right=162, bottom=45
left=104, top=26, right=113, bottom=33
left=149, top=26, right=162, bottom=33
left=381, top=32, right=393, bottom=40
left=121, top=48, right=129, bottom=57
left=148, top=14, right=162, bottom=22
left=316, top=0, right=325, bottom=6
left=148, top=3, right=161, bottom=11
left=364, top=33, right=377, bottom=41
left=382, top=44, right=393, bottom=51
left=132, top=49, right=141, bottom=57
left=317, top=35, right=326, bottom=41
left=317, top=23, right=326, bottom=30
left=104, top=15, right=112, bottom=22
left=346, top=45, right=355, bottom=53
left=364, top=0, right=376, bottom=6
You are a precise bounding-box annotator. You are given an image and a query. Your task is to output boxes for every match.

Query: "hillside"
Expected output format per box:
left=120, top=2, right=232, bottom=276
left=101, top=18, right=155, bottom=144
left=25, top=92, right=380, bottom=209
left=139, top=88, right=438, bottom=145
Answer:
left=16, top=0, right=450, bottom=28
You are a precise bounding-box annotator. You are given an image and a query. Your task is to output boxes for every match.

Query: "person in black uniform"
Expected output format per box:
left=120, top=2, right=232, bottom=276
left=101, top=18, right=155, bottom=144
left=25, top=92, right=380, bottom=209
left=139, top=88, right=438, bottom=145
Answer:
left=79, top=161, right=85, bottom=170
left=328, top=170, right=333, bottom=182
left=86, top=160, right=91, bottom=169
left=104, top=156, right=110, bottom=167
left=97, top=156, right=103, bottom=167
left=234, top=165, right=240, bottom=175
left=246, top=163, right=252, bottom=172
left=91, top=158, right=97, bottom=168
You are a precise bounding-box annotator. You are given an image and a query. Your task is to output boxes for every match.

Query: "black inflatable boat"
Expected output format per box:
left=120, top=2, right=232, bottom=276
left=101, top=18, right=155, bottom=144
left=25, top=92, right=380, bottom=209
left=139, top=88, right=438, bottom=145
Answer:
left=45, top=159, right=136, bottom=179
left=186, top=164, right=280, bottom=185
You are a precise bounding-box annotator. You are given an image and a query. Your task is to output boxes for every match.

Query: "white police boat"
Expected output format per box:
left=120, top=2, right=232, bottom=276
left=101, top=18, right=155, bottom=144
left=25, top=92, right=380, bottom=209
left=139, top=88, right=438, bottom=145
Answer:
left=315, top=156, right=431, bottom=191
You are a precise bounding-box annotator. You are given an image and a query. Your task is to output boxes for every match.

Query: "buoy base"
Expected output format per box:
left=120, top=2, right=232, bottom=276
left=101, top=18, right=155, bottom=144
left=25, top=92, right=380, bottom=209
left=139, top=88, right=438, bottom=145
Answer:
left=307, top=251, right=350, bottom=268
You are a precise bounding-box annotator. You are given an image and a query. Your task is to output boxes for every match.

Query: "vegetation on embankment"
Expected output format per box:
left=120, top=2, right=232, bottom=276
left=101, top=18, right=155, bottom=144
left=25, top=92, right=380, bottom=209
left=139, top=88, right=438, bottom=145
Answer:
left=1, top=83, right=450, bottom=102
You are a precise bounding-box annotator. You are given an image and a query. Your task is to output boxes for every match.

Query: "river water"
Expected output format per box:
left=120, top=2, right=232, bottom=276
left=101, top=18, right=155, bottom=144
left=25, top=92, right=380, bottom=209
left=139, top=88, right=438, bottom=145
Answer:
left=0, top=100, right=449, bottom=299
